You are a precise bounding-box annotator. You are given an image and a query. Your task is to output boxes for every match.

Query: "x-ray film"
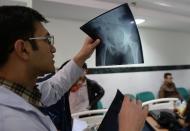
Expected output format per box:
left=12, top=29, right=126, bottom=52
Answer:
left=80, top=3, right=144, bottom=66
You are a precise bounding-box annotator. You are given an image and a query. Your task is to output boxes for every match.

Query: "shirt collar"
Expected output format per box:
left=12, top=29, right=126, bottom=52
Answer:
left=0, top=77, right=41, bottom=107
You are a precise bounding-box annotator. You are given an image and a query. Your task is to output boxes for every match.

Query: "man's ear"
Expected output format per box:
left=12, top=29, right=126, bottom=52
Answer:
left=14, top=40, right=31, bottom=60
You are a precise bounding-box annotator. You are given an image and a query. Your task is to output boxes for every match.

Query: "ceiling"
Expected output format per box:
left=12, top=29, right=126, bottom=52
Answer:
left=1, top=0, right=190, bottom=32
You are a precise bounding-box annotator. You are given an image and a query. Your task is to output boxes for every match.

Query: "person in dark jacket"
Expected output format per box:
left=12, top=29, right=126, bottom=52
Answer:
left=69, top=63, right=105, bottom=113
left=38, top=92, right=72, bottom=131
left=159, top=73, right=182, bottom=99
left=37, top=61, right=73, bottom=131
left=37, top=61, right=104, bottom=129
left=86, top=77, right=105, bottom=109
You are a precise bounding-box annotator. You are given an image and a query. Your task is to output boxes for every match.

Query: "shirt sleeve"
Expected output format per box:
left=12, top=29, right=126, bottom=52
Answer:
left=38, top=60, right=84, bottom=106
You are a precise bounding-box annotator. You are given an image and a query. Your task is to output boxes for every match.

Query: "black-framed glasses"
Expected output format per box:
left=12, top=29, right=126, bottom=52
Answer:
left=28, top=35, right=54, bottom=46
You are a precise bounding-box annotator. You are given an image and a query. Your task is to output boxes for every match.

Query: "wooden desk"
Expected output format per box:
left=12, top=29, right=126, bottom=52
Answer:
left=146, top=116, right=168, bottom=131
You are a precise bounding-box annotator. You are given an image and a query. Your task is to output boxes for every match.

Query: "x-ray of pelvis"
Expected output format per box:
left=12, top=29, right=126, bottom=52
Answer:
left=81, top=3, right=144, bottom=66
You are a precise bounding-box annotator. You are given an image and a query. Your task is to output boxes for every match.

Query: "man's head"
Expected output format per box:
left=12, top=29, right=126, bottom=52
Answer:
left=164, top=73, right=173, bottom=84
left=0, top=6, right=56, bottom=76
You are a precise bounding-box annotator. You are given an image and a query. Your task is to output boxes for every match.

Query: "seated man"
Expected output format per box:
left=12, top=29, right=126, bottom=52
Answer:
left=159, top=73, right=182, bottom=99
left=69, top=63, right=105, bottom=113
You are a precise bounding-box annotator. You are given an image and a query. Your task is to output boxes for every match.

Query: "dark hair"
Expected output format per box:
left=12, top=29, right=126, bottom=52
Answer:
left=164, top=73, right=172, bottom=79
left=82, top=63, right=87, bottom=70
left=58, top=60, right=71, bottom=70
left=0, top=5, right=48, bottom=67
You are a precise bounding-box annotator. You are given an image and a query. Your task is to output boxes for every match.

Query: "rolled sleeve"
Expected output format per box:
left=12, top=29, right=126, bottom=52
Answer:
left=38, top=60, right=84, bottom=106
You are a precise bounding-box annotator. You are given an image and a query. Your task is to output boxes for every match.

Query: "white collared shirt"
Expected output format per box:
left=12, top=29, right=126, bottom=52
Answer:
left=69, top=80, right=89, bottom=114
left=0, top=60, right=83, bottom=131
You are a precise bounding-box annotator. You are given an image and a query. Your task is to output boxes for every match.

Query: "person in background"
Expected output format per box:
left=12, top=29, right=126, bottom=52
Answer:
left=159, top=73, right=182, bottom=99
left=37, top=61, right=73, bottom=131
left=69, top=62, right=105, bottom=114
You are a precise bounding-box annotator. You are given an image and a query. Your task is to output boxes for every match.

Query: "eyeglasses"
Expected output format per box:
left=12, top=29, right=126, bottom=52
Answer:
left=28, top=35, right=54, bottom=46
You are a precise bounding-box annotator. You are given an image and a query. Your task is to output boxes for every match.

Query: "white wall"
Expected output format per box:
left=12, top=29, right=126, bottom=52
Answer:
left=45, top=18, right=86, bottom=67
left=46, top=18, right=190, bottom=108
left=87, top=70, right=190, bottom=108
left=140, top=28, right=190, bottom=66
left=46, top=18, right=190, bottom=67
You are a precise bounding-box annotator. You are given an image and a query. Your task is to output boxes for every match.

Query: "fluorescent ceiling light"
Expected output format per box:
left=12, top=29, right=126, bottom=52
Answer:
left=135, top=19, right=145, bottom=25
left=154, top=2, right=171, bottom=7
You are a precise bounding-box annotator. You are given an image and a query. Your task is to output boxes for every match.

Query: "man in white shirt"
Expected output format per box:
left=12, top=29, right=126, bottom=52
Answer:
left=69, top=77, right=89, bottom=113
left=69, top=63, right=105, bottom=114
left=0, top=5, right=148, bottom=131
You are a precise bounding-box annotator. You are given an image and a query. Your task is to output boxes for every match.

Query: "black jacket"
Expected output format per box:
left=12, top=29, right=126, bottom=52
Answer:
left=38, top=78, right=104, bottom=131
left=39, top=92, right=72, bottom=131
left=86, top=78, right=105, bottom=110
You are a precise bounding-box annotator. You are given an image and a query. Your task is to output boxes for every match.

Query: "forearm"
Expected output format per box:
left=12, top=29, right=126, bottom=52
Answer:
left=73, top=54, right=86, bottom=68
left=73, top=38, right=100, bottom=68
left=38, top=60, right=84, bottom=106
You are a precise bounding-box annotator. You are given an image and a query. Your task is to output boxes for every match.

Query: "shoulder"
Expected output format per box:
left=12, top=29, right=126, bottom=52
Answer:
left=86, top=78, right=97, bottom=84
left=0, top=104, right=35, bottom=121
left=0, top=105, right=43, bottom=131
left=86, top=78, right=102, bottom=88
left=0, top=105, right=29, bottom=131
left=172, top=82, right=176, bottom=86
left=160, top=84, right=166, bottom=89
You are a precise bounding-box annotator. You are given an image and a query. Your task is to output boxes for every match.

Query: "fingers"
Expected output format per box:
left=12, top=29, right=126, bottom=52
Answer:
left=122, top=96, right=133, bottom=109
left=85, top=36, right=100, bottom=48
left=123, top=96, right=130, bottom=103
left=122, top=97, right=149, bottom=120
left=92, top=39, right=100, bottom=48
left=142, top=105, right=149, bottom=117
left=120, top=97, right=127, bottom=112
left=136, top=100, right=142, bottom=104
left=122, top=97, right=149, bottom=110
left=85, top=36, right=94, bottom=43
left=119, top=97, right=148, bottom=131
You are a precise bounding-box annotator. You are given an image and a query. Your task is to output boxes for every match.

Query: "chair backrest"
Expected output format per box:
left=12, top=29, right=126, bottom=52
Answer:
left=125, top=93, right=136, bottom=100
left=136, top=91, right=155, bottom=102
left=142, top=98, right=179, bottom=111
left=177, top=87, right=189, bottom=101
left=97, top=101, right=104, bottom=109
